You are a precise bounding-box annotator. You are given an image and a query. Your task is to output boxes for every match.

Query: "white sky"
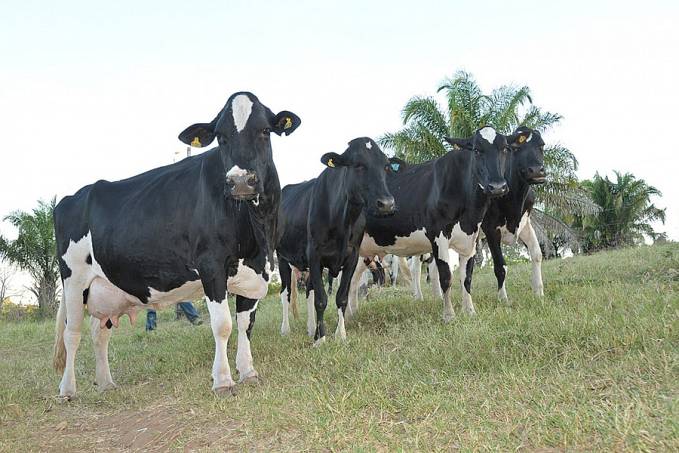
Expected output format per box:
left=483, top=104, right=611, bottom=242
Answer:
left=1, top=0, right=678, bottom=251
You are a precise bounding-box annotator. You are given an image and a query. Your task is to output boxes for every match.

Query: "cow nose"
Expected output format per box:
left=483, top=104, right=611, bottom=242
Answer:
left=487, top=181, right=508, bottom=196
left=526, top=166, right=547, bottom=181
left=375, top=196, right=395, bottom=214
left=226, top=171, right=260, bottom=199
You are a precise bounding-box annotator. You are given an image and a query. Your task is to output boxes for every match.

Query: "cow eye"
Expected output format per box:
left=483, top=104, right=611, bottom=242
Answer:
left=354, top=163, right=366, bottom=170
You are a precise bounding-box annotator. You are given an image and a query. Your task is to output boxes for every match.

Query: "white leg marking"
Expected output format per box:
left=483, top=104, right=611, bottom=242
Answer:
left=347, top=259, right=367, bottom=318
left=459, top=254, right=477, bottom=315
left=519, top=218, right=544, bottom=296
left=410, top=257, right=423, bottom=300
left=280, top=288, right=290, bottom=337
left=207, top=297, right=236, bottom=393
left=335, top=308, right=347, bottom=341
left=306, top=290, right=316, bottom=338
left=498, top=264, right=509, bottom=302
left=429, top=260, right=442, bottom=299
left=236, top=300, right=259, bottom=383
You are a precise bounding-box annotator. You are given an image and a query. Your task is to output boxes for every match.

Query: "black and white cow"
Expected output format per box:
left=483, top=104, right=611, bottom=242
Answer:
left=481, top=126, right=546, bottom=301
left=277, top=138, right=404, bottom=345
left=53, top=92, right=300, bottom=398
left=349, top=126, right=516, bottom=321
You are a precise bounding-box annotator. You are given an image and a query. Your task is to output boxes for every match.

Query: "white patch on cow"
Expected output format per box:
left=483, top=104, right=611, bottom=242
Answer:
left=226, top=165, right=247, bottom=178
left=251, top=194, right=260, bottom=206
left=335, top=308, right=347, bottom=340
left=236, top=300, right=259, bottom=381
left=206, top=296, right=236, bottom=392
left=478, top=182, right=485, bottom=190
left=500, top=212, right=530, bottom=246
left=232, top=94, right=253, bottom=133
left=360, top=228, right=431, bottom=258
left=365, top=141, right=372, bottom=149
left=228, top=259, right=269, bottom=300
left=434, top=231, right=450, bottom=261
left=479, top=126, right=496, bottom=144
left=526, top=133, right=533, bottom=142
left=498, top=265, right=508, bottom=301
left=447, top=222, right=478, bottom=257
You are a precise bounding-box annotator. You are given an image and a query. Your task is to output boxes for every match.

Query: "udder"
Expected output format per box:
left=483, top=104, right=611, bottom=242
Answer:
left=86, top=278, right=144, bottom=328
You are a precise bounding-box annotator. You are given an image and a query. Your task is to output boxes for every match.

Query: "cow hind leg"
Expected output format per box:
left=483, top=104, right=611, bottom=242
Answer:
left=90, top=314, right=116, bottom=391
left=235, top=296, right=261, bottom=385
left=346, top=258, right=368, bottom=319
left=206, top=297, right=236, bottom=396
left=458, top=254, right=477, bottom=315
left=278, top=257, right=293, bottom=337
left=429, top=259, right=443, bottom=298
left=410, top=257, right=424, bottom=300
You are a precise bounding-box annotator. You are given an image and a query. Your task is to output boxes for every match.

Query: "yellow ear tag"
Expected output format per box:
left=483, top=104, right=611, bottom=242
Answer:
left=284, top=118, right=292, bottom=130
left=518, top=135, right=526, bottom=144
left=191, top=137, right=202, bottom=148
left=328, top=158, right=335, bottom=168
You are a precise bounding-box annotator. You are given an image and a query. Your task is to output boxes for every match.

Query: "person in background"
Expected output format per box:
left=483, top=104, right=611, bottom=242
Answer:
left=146, top=302, right=203, bottom=331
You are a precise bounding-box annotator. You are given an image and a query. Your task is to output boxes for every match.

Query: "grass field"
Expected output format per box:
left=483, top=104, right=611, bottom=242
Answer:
left=1, top=243, right=678, bottom=452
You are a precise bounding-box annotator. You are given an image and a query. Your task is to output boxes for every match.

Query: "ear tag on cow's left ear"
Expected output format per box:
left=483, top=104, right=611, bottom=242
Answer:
left=518, top=135, right=526, bottom=144
left=284, top=118, right=292, bottom=130
left=391, top=163, right=400, bottom=172
left=328, top=158, right=335, bottom=168
left=191, top=137, right=202, bottom=148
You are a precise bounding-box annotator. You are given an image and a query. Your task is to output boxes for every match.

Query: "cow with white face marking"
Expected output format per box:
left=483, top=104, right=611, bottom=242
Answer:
left=277, top=138, right=405, bottom=345
left=481, top=126, right=547, bottom=301
left=53, top=92, right=300, bottom=399
left=348, top=126, right=508, bottom=322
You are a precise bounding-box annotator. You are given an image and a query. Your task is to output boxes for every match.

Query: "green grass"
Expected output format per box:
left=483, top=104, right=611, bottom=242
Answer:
left=1, top=244, right=678, bottom=452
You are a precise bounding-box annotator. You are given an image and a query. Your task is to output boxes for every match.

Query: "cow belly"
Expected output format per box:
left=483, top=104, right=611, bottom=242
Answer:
left=227, top=259, right=269, bottom=300
left=500, top=212, right=530, bottom=246
left=361, top=229, right=432, bottom=257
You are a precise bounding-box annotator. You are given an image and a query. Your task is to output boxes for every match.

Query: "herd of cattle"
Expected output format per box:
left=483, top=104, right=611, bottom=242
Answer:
left=52, top=92, right=547, bottom=398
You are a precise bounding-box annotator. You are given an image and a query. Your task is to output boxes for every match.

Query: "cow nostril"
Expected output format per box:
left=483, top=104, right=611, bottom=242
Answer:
left=226, top=177, right=236, bottom=189
left=247, top=174, right=258, bottom=187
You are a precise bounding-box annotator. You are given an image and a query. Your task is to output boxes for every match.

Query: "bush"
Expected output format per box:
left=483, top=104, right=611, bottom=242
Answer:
left=1, top=299, right=39, bottom=322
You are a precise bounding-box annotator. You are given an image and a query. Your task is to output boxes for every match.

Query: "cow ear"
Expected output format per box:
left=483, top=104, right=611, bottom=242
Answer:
left=272, top=111, right=301, bottom=136
left=321, top=152, right=348, bottom=169
left=444, top=136, right=472, bottom=150
left=388, top=157, right=406, bottom=173
left=507, top=130, right=532, bottom=148
left=179, top=123, right=216, bottom=148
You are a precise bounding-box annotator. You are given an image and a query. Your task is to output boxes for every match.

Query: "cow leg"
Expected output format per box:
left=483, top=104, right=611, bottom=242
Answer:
left=335, top=252, right=360, bottom=341
left=307, top=256, right=328, bottom=347
left=306, top=285, right=316, bottom=338
left=90, top=314, right=116, bottom=391
left=519, top=218, right=544, bottom=296
left=398, top=256, right=412, bottom=286
left=432, top=239, right=456, bottom=322
left=206, top=296, right=236, bottom=396
left=235, top=296, right=261, bottom=384
left=429, top=259, right=443, bottom=298
left=410, top=256, right=424, bottom=300
left=486, top=228, right=508, bottom=302
left=347, top=258, right=368, bottom=318
left=278, top=256, right=293, bottom=337
left=57, top=278, right=87, bottom=399
left=458, top=254, right=477, bottom=315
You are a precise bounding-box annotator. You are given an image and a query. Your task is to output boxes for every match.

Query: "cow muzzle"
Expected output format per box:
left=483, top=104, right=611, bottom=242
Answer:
left=226, top=171, right=261, bottom=200
left=375, top=196, right=396, bottom=215
left=525, top=165, right=547, bottom=184
left=486, top=180, right=508, bottom=196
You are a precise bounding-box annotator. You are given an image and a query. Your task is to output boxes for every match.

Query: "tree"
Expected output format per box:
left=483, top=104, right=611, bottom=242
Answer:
left=0, top=197, right=60, bottom=316
left=0, top=263, right=19, bottom=322
left=576, top=171, right=666, bottom=251
left=378, top=70, right=592, bottom=255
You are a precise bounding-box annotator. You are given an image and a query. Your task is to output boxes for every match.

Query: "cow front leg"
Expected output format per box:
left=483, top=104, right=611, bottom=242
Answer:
left=206, top=295, right=236, bottom=396
left=57, top=278, right=87, bottom=400
left=335, top=252, right=360, bottom=341
left=307, top=257, right=328, bottom=347
left=459, top=254, right=477, bottom=315
left=235, top=296, right=261, bottom=384
left=486, top=228, right=509, bottom=302
left=90, top=315, right=116, bottom=391
left=410, top=256, right=424, bottom=300
left=519, top=218, right=544, bottom=296
left=429, top=258, right=443, bottom=298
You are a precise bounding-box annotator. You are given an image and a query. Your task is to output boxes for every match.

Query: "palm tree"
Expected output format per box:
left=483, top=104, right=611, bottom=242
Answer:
left=576, top=172, right=666, bottom=251
left=0, top=197, right=60, bottom=315
left=379, top=70, right=592, bottom=255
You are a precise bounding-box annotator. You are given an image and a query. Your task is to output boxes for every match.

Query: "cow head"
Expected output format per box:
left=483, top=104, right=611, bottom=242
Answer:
left=506, top=127, right=547, bottom=185
left=445, top=126, right=508, bottom=196
left=320, top=138, right=405, bottom=216
left=178, top=92, right=301, bottom=201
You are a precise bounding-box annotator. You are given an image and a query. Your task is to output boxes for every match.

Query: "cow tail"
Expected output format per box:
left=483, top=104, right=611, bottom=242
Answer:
left=290, top=279, right=299, bottom=321
left=53, top=296, right=67, bottom=374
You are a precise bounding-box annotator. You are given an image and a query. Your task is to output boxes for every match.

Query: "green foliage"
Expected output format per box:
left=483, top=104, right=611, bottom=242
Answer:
left=576, top=171, right=666, bottom=251
left=0, top=197, right=60, bottom=316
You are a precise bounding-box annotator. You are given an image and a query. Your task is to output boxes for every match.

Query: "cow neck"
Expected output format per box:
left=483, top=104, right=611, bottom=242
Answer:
left=439, top=149, right=491, bottom=219
left=318, top=167, right=362, bottom=231
left=506, top=157, right=533, bottom=223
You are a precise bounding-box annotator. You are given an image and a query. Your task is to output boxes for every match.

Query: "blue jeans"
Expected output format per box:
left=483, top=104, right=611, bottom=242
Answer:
left=146, top=302, right=200, bottom=331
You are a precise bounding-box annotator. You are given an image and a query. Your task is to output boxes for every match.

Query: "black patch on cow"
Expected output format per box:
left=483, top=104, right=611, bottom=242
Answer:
left=246, top=310, right=256, bottom=340
left=464, top=258, right=474, bottom=295
left=86, top=254, right=92, bottom=265
left=105, top=319, right=113, bottom=329
left=82, top=288, right=89, bottom=305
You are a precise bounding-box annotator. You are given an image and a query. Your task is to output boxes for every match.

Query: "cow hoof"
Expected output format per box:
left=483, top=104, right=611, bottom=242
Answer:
left=240, top=373, right=262, bottom=386
left=443, top=311, right=455, bottom=323
left=313, top=337, right=326, bottom=348
left=94, top=381, right=117, bottom=391
left=58, top=394, right=75, bottom=403
left=213, top=385, right=237, bottom=397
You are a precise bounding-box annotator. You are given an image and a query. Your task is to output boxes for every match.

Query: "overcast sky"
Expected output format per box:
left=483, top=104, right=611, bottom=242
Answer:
left=2, top=0, right=678, bottom=251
